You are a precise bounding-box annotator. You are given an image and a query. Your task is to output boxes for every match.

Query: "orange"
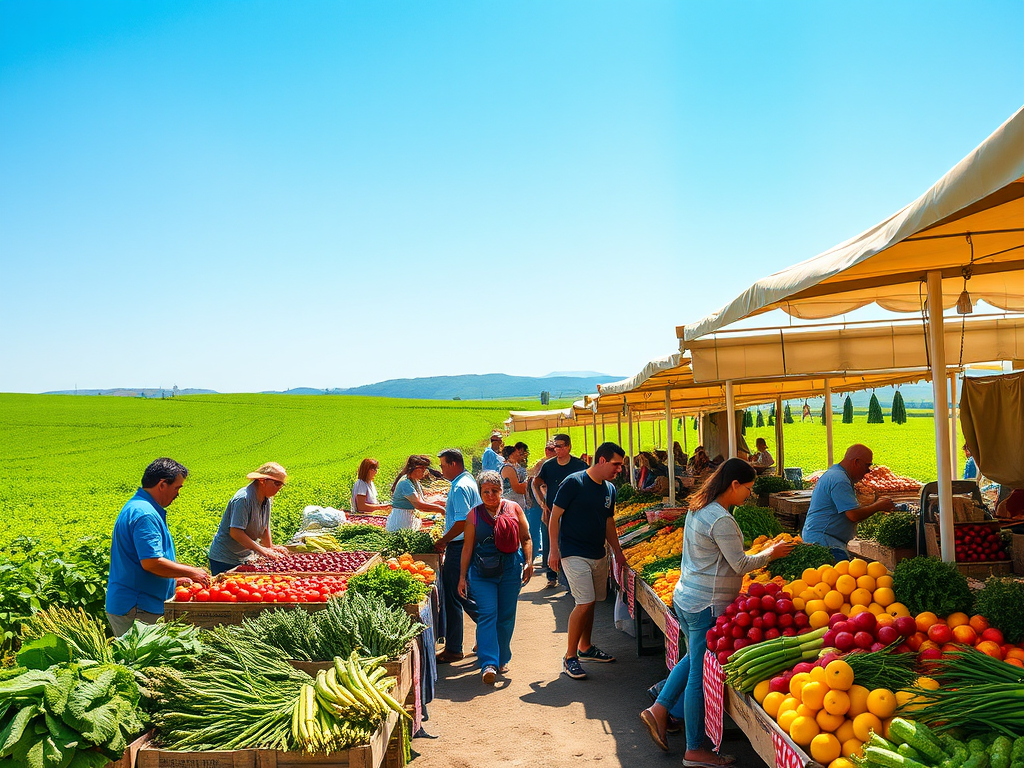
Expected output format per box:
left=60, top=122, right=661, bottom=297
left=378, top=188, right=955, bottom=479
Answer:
left=806, top=599, right=828, bottom=615
left=763, top=691, right=787, bottom=718
left=839, top=603, right=852, bottom=616
left=796, top=704, right=817, bottom=718
left=835, top=719, right=856, bottom=744
left=946, top=611, right=969, bottom=628
left=850, top=588, right=873, bottom=607
left=803, top=568, right=822, bottom=586
left=873, top=588, right=896, bottom=607
left=789, top=579, right=808, bottom=596
left=874, top=613, right=895, bottom=628
left=820, top=567, right=839, bottom=587
left=887, top=602, right=911, bottom=618
left=778, top=709, right=800, bottom=733
left=789, top=715, right=820, bottom=747
left=790, top=672, right=811, bottom=700
left=866, top=561, right=888, bottom=579
left=867, top=603, right=886, bottom=616
left=951, top=625, right=977, bottom=645
left=848, top=604, right=871, bottom=618
left=852, top=712, right=883, bottom=742
left=916, top=676, right=939, bottom=690
left=969, top=614, right=990, bottom=634
left=833, top=560, right=851, bottom=575
left=915, top=611, right=939, bottom=632
left=816, top=709, right=845, bottom=733
left=1005, top=658, right=1024, bottom=668
left=823, top=689, right=851, bottom=716
left=810, top=733, right=842, bottom=763
left=856, top=575, right=876, bottom=592
left=754, top=680, right=771, bottom=704
left=865, top=689, right=896, bottom=719
left=846, top=685, right=870, bottom=717
left=801, top=681, right=828, bottom=711
left=842, top=739, right=864, bottom=758
left=824, top=660, right=854, bottom=691
left=812, top=582, right=831, bottom=599
left=848, top=559, right=868, bottom=579
left=835, top=574, right=857, bottom=595
left=1006, top=648, right=1024, bottom=661
left=778, top=697, right=800, bottom=717
left=875, top=574, right=894, bottom=589
left=824, top=591, right=845, bottom=611
left=976, top=640, right=1003, bottom=660
left=809, top=610, right=831, bottom=630
left=793, top=597, right=807, bottom=612
left=809, top=666, right=828, bottom=684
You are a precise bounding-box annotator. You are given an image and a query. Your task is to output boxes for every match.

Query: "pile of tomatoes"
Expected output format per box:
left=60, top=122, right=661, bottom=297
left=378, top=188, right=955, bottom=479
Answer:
left=173, top=574, right=348, bottom=603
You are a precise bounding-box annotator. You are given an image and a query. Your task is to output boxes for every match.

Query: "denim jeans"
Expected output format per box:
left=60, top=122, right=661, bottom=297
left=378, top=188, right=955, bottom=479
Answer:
left=539, top=515, right=556, bottom=579
left=656, top=606, right=715, bottom=751
left=525, top=506, right=543, bottom=564
left=469, top=553, right=524, bottom=670
left=442, top=540, right=479, bottom=655
left=208, top=558, right=235, bottom=576
left=829, top=546, right=849, bottom=562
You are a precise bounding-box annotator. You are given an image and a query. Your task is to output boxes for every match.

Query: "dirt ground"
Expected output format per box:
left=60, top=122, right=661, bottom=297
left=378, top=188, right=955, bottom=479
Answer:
left=411, top=573, right=764, bottom=768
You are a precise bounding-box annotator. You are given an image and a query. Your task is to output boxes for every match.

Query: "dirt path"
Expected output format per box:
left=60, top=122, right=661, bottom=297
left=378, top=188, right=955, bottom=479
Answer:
left=412, top=574, right=764, bottom=767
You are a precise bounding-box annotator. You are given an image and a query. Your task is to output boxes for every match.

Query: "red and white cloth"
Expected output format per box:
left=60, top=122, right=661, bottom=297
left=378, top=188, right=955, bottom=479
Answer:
left=702, top=650, right=726, bottom=750
left=771, top=729, right=805, bottom=768
left=664, top=610, right=680, bottom=670
left=626, top=569, right=636, bottom=618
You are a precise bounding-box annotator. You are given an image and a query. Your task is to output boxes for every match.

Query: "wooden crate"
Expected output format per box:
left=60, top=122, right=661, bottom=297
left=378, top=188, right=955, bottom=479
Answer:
left=769, top=491, right=812, bottom=533
left=103, top=731, right=152, bottom=768
left=724, top=686, right=819, bottom=768
left=164, top=599, right=329, bottom=629
left=410, top=552, right=441, bottom=575
left=289, top=649, right=413, bottom=707
left=403, top=597, right=429, bottom=622
left=924, top=521, right=1013, bottom=577
left=138, top=712, right=398, bottom=768
left=633, top=578, right=669, bottom=636
left=847, top=539, right=915, bottom=571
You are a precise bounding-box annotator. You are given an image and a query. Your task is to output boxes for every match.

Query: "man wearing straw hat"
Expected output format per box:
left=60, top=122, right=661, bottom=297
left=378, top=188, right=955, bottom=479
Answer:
left=207, top=462, right=291, bottom=575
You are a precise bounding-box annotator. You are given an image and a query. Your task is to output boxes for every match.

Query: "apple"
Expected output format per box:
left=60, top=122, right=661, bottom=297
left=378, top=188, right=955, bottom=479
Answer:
left=851, top=611, right=877, bottom=634
left=834, top=632, right=856, bottom=651
left=927, top=624, right=953, bottom=645
left=894, top=616, right=917, bottom=637
left=854, top=631, right=874, bottom=649
left=876, top=625, right=900, bottom=645
left=748, top=583, right=766, bottom=598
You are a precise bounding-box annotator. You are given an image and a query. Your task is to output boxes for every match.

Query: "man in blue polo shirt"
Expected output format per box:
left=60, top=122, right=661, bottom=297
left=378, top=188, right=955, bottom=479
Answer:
left=802, top=444, right=895, bottom=561
left=106, top=457, right=211, bottom=636
left=434, top=448, right=482, bottom=662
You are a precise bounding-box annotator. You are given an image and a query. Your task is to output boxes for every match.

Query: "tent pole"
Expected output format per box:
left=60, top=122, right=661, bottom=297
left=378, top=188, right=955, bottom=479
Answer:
left=949, top=372, right=959, bottom=478
left=824, top=379, right=834, bottom=467
left=627, top=408, right=635, bottom=488
left=545, top=426, right=549, bottom=442
left=682, top=410, right=688, bottom=453
left=665, top=391, right=675, bottom=506
left=726, top=380, right=737, bottom=458
left=617, top=412, right=622, bottom=448
left=927, top=271, right=955, bottom=563
left=697, top=412, right=704, bottom=446
left=583, top=424, right=588, bottom=456
left=592, top=412, right=598, bottom=459
left=775, top=396, right=785, bottom=476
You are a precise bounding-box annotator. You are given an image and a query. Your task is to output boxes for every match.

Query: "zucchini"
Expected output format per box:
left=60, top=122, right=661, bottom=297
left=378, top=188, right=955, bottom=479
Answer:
left=864, top=745, right=931, bottom=768
left=971, top=740, right=989, bottom=755
left=1013, top=738, right=1024, bottom=763
left=941, top=734, right=968, bottom=756
left=992, top=736, right=1013, bottom=768
left=962, top=753, right=990, bottom=768
left=869, top=733, right=897, bottom=752
left=897, top=743, right=923, bottom=762
left=889, top=718, right=950, bottom=766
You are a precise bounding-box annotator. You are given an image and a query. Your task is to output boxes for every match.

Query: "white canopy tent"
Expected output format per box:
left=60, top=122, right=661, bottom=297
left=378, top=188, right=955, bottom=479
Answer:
left=678, top=105, right=1024, bottom=562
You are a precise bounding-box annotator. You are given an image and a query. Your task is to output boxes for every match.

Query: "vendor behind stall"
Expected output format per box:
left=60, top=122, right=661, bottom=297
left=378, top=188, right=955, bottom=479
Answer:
left=387, top=454, right=446, bottom=531
left=801, top=444, right=894, bottom=560
left=749, top=437, right=775, bottom=475
left=207, top=462, right=290, bottom=575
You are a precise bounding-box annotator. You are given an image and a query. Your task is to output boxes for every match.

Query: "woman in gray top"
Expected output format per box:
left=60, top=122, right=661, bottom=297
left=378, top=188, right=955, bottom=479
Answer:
left=500, top=443, right=530, bottom=510
left=640, top=458, right=793, bottom=765
left=207, top=462, right=290, bottom=575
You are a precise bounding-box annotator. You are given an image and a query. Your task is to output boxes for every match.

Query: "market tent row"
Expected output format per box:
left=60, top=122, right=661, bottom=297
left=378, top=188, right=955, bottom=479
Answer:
left=505, top=403, right=669, bottom=454
left=677, top=103, right=1024, bottom=561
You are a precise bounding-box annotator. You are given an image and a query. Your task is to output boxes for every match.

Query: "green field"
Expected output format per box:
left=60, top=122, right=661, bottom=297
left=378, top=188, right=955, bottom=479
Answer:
left=0, top=393, right=534, bottom=564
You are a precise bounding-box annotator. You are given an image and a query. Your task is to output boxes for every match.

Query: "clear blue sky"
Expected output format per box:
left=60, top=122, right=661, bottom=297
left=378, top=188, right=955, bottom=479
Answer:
left=2, top=1, right=1021, bottom=393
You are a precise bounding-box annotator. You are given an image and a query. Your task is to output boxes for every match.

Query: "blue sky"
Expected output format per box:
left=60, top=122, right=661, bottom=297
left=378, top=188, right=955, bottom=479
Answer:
left=1, top=1, right=1021, bottom=393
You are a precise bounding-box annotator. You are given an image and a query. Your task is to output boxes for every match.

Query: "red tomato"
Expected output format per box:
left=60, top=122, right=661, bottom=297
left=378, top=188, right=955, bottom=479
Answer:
left=249, top=591, right=263, bottom=602
left=195, top=590, right=211, bottom=602
left=174, top=587, right=191, bottom=602
left=237, top=588, right=251, bottom=599
left=226, top=593, right=238, bottom=602
left=208, top=590, right=224, bottom=602
left=189, top=582, right=203, bottom=592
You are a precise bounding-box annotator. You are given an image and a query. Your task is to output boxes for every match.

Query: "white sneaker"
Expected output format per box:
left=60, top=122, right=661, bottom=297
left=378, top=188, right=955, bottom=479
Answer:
left=482, top=666, right=497, bottom=685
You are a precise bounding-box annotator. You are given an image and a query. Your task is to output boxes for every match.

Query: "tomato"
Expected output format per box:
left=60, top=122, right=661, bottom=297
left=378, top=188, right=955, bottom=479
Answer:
left=189, top=582, right=203, bottom=592
left=226, top=593, right=238, bottom=602
left=195, top=590, right=211, bottom=602
left=224, top=582, right=240, bottom=595
left=237, top=588, right=251, bottom=599
left=174, top=587, right=191, bottom=602
left=249, top=591, right=263, bottom=602
left=208, top=590, right=224, bottom=602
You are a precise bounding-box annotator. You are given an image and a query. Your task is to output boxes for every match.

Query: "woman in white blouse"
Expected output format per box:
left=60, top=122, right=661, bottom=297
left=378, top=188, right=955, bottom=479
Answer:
left=351, top=458, right=390, bottom=513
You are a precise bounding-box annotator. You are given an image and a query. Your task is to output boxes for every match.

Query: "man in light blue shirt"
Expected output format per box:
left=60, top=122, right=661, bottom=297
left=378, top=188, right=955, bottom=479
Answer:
left=801, top=444, right=895, bottom=560
left=434, top=448, right=482, bottom=662
left=482, top=432, right=504, bottom=472
left=106, top=458, right=211, bottom=636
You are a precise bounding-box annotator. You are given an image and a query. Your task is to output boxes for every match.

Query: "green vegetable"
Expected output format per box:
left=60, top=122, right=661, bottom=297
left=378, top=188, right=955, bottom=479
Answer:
left=864, top=745, right=931, bottom=768
left=888, top=719, right=949, bottom=765
left=383, top=529, right=436, bottom=558
left=640, top=556, right=682, bottom=584
left=1012, top=737, right=1024, bottom=762
left=991, top=736, right=1013, bottom=768
left=765, top=544, right=835, bottom=581
left=722, top=626, right=827, bottom=691
left=892, top=556, right=973, bottom=617
left=844, top=644, right=918, bottom=691
left=873, top=511, right=918, bottom=549
left=732, top=506, right=783, bottom=544
left=963, top=753, right=991, bottom=768
left=19, top=607, right=113, bottom=665
left=752, top=475, right=793, bottom=495
left=346, top=565, right=429, bottom=610
left=897, top=743, right=923, bottom=761
left=112, top=620, right=201, bottom=670
left=973, top=578, right=1024, bottom=644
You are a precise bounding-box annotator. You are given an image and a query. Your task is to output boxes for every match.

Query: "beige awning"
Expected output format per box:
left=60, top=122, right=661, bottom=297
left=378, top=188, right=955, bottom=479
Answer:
left=688, top=315, right=1024, bottom=383
left=680, top=105, right=1024, bottom=342
left=505, top=408, right=575, bottom=433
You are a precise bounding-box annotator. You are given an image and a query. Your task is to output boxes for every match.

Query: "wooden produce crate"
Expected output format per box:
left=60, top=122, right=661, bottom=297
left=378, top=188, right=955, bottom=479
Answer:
left=924, top=521, right=1013, bottom=578
left=231, top=554, right=383, bottom=576
left=847, top=538, right=915, bottom=571
left=403, top=597, right=429, bottom=622
left=138, top=711, right=398, bottom=768
left=289, top=649, right=414, bottom=708
left=724, top=686, right=820, bottom=768
left=769, top=491, right=813, bottom=533
left=633, top=578, right=669, bottom=636
left=164, top=599, right=331, bottom=628
left=103, top=731, right=152, bottom=768
left=409, top=552, right=441, bottom=575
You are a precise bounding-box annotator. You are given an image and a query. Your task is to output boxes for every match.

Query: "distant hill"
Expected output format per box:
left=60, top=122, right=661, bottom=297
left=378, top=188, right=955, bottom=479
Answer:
left=44, top=388, right=217, bottom=397
left=266, top=373, right=622, bottom=400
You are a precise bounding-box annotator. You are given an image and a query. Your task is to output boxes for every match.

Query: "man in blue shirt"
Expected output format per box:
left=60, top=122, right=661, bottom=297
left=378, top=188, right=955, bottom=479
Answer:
left=801, top=444, right=895, bottom=561
left=105, top=458, right=211, bottom=636
left=482, top=432, right=504, bottom=472
left=963, top=444, right=978, bottom=480
left=434, top=448, right=483, bottom=662
left=548, top=441, right=627, bottom=680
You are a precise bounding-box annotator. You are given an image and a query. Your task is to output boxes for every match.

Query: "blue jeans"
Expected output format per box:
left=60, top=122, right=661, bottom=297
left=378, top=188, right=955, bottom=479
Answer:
left=829, top=547, right=849, bottom=562
left=539, top=514, right=556, bottom=579
left=442, top=541, right=479, bottom=655
left=656, top=606, right=715, bottom=751
left=525, top=506, right=543, bottom=563
left=468, top=553, right=524, bottom=671
left=208, top=558, right=235, bottom=576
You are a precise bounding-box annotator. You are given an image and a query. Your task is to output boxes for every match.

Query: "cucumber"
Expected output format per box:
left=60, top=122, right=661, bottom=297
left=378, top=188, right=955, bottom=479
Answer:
left=971, top=740, right=989, bottom=755
left=889, top=718, right=950, bottom=766
left=962, top=752, right=990, bottom=768
left=991, top=736, right=1013, bottom=768
left=897, top=743, right=923, bottom=762
left=864, top=745, right=931, bottom=768
left=1013, top=738, right=1024, bottom=763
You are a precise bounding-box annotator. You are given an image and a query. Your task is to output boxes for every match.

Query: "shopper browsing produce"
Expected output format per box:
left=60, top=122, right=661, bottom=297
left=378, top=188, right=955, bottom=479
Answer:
left=534, top=432, right=588, bottom=588
left=351, top=457, right=390, bottom=513
left=458, top=470, right=532, bottom=685
left=106, top=458, right=210, bottom=636
left=482, top=430, right=505, bottom=471
left=801, top=444, right=894, bottom=560
left=387, top=454, right=446, bottom=531
left=500, top=442, right=530, bottom=510
left=207, top=462, right=291, bottom=576
left=639, top=458, right=793, bottom=764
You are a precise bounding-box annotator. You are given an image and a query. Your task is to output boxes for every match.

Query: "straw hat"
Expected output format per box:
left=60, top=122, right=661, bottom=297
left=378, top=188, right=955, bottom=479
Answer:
left=247, top=462, right=288, bottom=484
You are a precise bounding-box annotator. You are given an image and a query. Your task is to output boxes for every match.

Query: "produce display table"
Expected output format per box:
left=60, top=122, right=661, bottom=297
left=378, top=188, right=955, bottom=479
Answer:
left=164, top=598, right=330, bottom=628
left=722, top=685, right=819, bottom=768
left=289, top=647, right=415, bottom=709
left=102, top=731, right=152, bottom=768
left=768, top=491, right=812, bottom=533
left=846, top=538, right=916, bottom=571
left=137, top=711, right=399, bottom=768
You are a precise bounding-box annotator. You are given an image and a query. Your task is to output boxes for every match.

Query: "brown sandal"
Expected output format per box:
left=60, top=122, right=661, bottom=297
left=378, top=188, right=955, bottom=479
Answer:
left=640, top=709, right=668, bottom=752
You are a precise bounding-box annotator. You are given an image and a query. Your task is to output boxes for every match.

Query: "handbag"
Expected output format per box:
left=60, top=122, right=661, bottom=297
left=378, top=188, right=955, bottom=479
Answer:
left=473, top=551, right=503, bottom=578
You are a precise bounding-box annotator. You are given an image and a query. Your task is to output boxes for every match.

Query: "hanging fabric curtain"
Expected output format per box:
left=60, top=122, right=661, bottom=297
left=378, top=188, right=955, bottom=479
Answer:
left=960, top=371, right=1024, bottom=487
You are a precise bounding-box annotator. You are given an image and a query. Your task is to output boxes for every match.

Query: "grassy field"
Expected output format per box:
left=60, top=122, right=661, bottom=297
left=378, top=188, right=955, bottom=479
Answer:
left=0, top=393, right=536, bottom=563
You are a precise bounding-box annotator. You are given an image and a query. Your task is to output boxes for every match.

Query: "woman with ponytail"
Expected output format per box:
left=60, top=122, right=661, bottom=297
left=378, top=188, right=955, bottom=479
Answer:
left=640, top=458, right=794, bottom=765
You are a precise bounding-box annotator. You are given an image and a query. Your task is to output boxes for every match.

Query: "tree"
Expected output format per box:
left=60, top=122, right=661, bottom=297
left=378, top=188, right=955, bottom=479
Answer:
left=867, top=393, right=885, bottom=423
left=843, top=395, right=854, bottom=424
left=756, top=409, right=765, bottom=428
left=891, top=390, right=908, bottom=425
left=768, top=404, right=776, bottom=426
left=744, top=410, right=753, bottom=428
left=820, top=401, right=827, bottom=424
left=783, top=403, right=794, bottom=424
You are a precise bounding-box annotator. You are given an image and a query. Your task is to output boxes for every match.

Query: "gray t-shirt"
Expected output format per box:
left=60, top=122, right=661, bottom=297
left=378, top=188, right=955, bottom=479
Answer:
left=208, top=483, right=271, bottom=564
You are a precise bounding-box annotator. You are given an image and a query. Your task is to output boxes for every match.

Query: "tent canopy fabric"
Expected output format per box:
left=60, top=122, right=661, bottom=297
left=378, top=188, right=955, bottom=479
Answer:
left=960, top=370, right=1024, bottom=487
left=688, top=315, right=1024, bottom=383
left=680, top=105, right=1024, bottom=342
left=505, top=408, right=575, bottom=433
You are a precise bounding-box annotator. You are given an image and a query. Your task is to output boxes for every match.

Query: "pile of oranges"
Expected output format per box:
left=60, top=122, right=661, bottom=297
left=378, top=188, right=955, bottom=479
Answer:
left=781, top=559, right=907, bottom=630
left=385, top=553, right=436, bottom=585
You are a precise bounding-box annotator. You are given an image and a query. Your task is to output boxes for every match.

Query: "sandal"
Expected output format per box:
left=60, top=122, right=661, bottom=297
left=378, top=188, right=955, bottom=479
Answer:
left=639, top=709, right=668, bottom=752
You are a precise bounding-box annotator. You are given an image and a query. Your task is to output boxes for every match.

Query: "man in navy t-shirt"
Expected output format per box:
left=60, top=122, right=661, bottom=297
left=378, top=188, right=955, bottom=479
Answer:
left=534, top=433, right=588, bottom=588
left=548, top=441, right=627, bottom=680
